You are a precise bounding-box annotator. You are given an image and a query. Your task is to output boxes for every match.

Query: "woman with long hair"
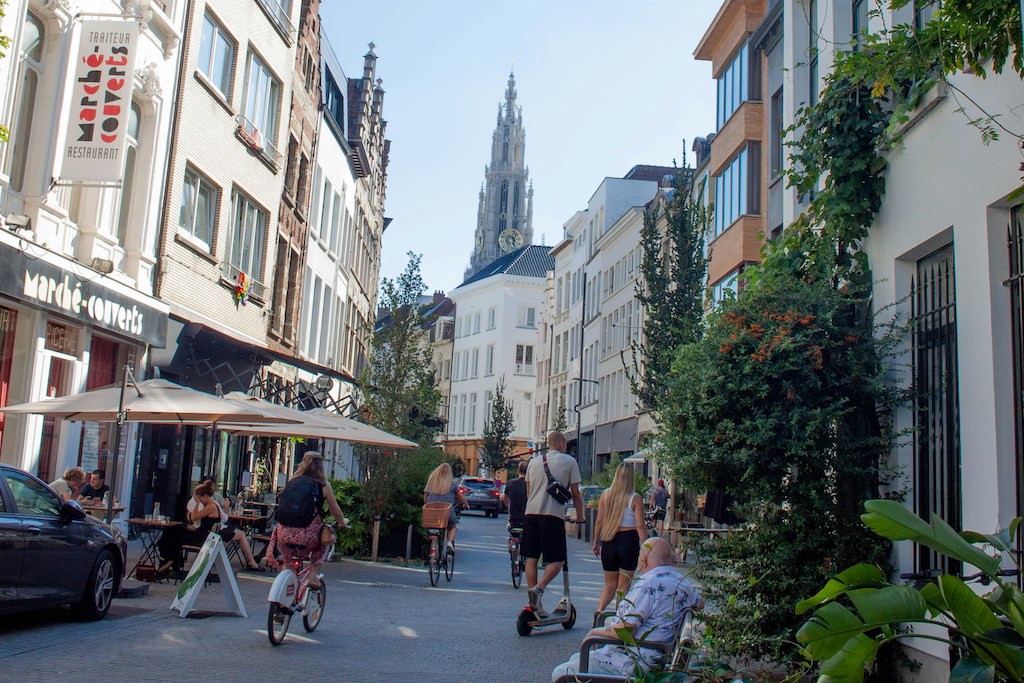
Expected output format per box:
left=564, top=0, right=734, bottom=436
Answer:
left=592, top=464, right=648, bottom=610
left=157, top=480, right=264, bottom=575
left=423, top=462, right=470, bottom=551
left=266, top=452, right=348, bottom=588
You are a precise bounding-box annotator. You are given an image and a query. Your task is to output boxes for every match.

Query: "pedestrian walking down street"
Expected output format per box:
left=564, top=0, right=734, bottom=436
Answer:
left=649, top=479, right=669, bottom=536
left=592, top=464, right=647, bottom=612
left=522, top=431, right=585, bottom=617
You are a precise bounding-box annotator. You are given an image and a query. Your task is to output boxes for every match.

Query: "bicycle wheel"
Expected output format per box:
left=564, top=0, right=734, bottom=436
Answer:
left=428, top=538, right=440, bottom=586
left=267, top=602, right=292, bottom=645
left=445, top=546, right=455, bottom=581
left=303, top=580, right=326, bottom=632
left=510, top=545, right=521, bottom=588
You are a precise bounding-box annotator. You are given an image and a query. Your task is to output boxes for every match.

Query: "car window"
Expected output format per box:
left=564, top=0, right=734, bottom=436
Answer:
left=4, top=470, right=62, bottom=517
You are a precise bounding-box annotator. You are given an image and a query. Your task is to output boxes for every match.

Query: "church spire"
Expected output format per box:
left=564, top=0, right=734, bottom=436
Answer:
left=465, top=73, right=533, bottom=281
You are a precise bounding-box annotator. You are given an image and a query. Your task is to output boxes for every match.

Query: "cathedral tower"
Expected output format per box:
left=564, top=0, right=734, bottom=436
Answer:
left=465, top=72, right=534, bottom=280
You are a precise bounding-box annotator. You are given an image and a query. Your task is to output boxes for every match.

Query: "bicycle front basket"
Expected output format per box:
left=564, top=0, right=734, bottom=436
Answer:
left=422, top=502, right=452, bottom=529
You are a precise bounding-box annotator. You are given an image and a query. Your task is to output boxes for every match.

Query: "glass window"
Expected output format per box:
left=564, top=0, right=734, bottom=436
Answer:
left=227, top=191, right=267, bottom=282
left=712, top=147, right=751, bottom=237
left=770, top=89, right=784, bottom=176
left=115, top=102, right=142, bottom=246
left=808, top=0, right=819, bottom=107
left=180, top=167, right=217, bottom=247
left=244, top=52, right=280, bottom=140
left=486, top=344, right=494, bottom=375
left=5, top=470, right=62, bottom=517
left=716, top=43, right=748, bottom=130
left=7, top=11, right=45, bottom=193
left=852, top=0, right=869, bottom=49
left=487, top=308, right=496, bottom=330
left=199, top=13, right=234, bottom=97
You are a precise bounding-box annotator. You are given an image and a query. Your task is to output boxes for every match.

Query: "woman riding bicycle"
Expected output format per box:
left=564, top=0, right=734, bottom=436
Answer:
left=267, top=452, right=348, bottom=588
left=423, top=463, right=470, bottom=552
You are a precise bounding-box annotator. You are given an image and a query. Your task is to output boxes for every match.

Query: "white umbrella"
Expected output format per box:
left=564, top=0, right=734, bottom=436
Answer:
left=307, top=408, right=417, bottom=449
left=218, top=392, right=353, bottom=439
left=623, top=450, right=649, bottom=465
left=1, top=371, right=296, bottom=521
left=1, top=378, right=294, bottom=425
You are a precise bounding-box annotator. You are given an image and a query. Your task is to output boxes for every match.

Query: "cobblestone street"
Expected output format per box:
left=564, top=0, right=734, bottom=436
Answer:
left=0, top=515, right=610, bottom=682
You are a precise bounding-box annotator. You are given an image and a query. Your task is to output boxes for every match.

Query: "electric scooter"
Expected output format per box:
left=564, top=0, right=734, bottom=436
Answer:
left=516, top=517, right=584, bottom=636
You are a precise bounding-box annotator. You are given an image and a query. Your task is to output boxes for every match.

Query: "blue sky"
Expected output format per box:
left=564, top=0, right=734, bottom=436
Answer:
left=320, top=0, right=720, bottom=294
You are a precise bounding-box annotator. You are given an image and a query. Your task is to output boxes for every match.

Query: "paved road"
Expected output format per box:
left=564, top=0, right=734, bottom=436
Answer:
left=0, top=514, right=608, bottom=682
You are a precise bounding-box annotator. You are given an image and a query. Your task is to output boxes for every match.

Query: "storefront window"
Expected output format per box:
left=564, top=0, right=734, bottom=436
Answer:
left=78, top=335, right=123, bottom=472
left=0, top=306, right=19, bottom=452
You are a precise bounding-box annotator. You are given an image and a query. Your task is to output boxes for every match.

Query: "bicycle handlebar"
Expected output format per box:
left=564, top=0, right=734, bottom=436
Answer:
left=900, top=568, right=1020, bottom=585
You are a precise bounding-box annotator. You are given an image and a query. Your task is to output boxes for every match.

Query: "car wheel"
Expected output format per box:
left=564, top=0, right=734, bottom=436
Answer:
left=73, top=549, right=117, bottom=621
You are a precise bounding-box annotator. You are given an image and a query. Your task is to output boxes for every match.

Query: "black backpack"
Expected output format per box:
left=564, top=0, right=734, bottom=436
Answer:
left=275, top=476, right=324, bottom=528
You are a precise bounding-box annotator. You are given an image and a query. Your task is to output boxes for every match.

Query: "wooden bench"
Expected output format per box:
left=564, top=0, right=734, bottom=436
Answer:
left=552, top=609, right=696, bottom=683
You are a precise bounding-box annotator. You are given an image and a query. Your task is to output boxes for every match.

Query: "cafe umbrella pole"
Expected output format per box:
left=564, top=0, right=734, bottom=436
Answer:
left=105, top=365, right=142, bottom=525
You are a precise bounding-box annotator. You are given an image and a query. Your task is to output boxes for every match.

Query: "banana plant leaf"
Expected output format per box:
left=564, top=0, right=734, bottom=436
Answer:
left=818, top=633, right=880, bottom=683
left=796, top=564, right=889, bottom=615
left=797, top=585, right=928, bottom=660
left=960, top=518, right=1022, bottom=554
left=861, top=500, right=1000, bottom=576
left=949, top=657, right=995, bottom=683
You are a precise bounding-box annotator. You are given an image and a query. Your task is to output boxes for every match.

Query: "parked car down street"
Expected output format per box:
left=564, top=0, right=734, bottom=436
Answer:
left=0, top=464, right=126, bottom=620
left=457, top=477, right=504, bottom=517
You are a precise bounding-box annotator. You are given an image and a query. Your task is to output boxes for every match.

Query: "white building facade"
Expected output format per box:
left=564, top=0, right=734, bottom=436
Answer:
left=445, top=245, right=553, bottom=476
left=0, top=1, right=180, bottom=507
left=773, top=1, right=1023, bottom=676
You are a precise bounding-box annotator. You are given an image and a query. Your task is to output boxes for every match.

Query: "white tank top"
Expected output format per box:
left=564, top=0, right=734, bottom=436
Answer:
left=619, top=494, right=638, bottom=528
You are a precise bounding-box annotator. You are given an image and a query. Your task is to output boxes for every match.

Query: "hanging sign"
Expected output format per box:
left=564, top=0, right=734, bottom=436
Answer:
left=61, top=20, right=139, bottom=182
left=170, top=532, right=248, bottom=618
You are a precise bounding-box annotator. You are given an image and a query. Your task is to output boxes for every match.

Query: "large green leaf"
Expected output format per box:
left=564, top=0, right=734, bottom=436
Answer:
left=796, top=564, right=888, bottom=615
left=849, top=585, right=928, bottom=625
left=988, top=583, right=1024, bottom=634
left=861, top=500, right=1000, bottom=575
left=798, top=586, right=927, bottom=660
left=939, top=575, right=1003, bottom=640
left=981, top=627, right=1024, bottom=650
left=818, top=633, right=880, bottom=683
left=949, top=657, right=995, bottom=683
left=960, top=518, right=1022, bottom=553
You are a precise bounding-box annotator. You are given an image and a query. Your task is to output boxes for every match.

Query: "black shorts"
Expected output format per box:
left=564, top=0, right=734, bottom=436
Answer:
left=652, top=507, right=667, bottom=521
left=521, top=514, right=567, bottom=564
left=600, top=529, right=641, bottom=573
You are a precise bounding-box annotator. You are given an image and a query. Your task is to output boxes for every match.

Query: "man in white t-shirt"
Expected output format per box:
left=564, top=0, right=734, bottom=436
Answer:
left=523, top=431, right=584, bottom=616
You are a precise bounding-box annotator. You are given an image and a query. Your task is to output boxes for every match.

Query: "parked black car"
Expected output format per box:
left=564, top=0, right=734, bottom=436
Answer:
left=0, top=464, right=126, bottom=619
left=457, top=477, right=504, bottom=517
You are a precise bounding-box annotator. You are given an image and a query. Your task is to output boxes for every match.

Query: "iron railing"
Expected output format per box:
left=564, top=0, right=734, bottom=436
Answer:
left=911, top=244, right=961, bottom=575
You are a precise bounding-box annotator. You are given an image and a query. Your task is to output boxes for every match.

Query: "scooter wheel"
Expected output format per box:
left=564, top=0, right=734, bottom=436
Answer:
left=516, top=608, right=534, bottom=636
left=562, top=604, right=576, bottom=630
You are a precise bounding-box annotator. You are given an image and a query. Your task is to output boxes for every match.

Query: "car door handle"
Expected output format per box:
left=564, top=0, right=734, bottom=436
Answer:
left=24, top=526, right=42, bottom=535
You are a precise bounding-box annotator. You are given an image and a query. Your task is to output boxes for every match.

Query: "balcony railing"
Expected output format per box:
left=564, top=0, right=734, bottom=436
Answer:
left=236, top=114, right=282, bottom=168
left=255, top=0, right=294, bottom=42
left=222, top=261, right=267, bottom=301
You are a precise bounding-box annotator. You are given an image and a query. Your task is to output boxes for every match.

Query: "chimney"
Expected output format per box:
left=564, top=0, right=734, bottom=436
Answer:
left=432, top=290, right=444, bottom=304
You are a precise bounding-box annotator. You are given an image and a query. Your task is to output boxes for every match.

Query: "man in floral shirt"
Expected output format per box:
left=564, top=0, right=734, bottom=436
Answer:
left=551, top=537, right=702, bottom=681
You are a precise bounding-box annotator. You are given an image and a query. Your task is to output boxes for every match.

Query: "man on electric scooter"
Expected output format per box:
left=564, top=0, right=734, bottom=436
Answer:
left=522, top=431, right=585, bottom=617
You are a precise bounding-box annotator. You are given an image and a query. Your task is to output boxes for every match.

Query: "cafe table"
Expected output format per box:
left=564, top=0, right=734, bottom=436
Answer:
left=127, top=517, right=181, bottom=580
left=82, top=504, right=126, bottom=518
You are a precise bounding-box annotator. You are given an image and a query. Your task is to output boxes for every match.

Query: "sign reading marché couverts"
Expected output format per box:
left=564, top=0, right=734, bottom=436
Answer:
left=62, top=20, right=139, bottom=182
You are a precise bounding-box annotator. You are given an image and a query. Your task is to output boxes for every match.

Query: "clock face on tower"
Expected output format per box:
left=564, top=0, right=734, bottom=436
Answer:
left=498, top=228, right=524, bottom=253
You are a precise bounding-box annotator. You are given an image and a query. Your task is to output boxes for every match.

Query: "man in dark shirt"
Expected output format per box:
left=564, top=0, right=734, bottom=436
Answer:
left=79, top=470, right=110, bottom=503
left=502, top=461, right=529, bottom=530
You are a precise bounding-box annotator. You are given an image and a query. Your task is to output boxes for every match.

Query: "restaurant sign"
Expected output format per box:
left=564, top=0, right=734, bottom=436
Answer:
left=61, top=20, right=139, bottom=182
left=0, top=242, right=167, bottom=347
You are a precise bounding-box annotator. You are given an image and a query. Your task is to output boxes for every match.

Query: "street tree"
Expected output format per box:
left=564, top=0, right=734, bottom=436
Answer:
left=480, top=377, right=515, bottom=476
left=358, top=252, right=442, bottom=559
left=627, top=150, right=710, bottom=416
left=551, top=395, right=567, bottom=434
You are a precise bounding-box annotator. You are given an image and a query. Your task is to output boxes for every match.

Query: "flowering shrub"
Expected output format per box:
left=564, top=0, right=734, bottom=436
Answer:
left=658, top=278, right=902, bottom=667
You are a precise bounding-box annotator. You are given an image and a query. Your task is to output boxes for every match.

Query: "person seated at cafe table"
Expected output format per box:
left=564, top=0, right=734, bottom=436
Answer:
left=157, top=480, right=265, bottom=576
left=78, top=469, right=110, bottom=504
left=50, top=467, right=85, bottom=501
